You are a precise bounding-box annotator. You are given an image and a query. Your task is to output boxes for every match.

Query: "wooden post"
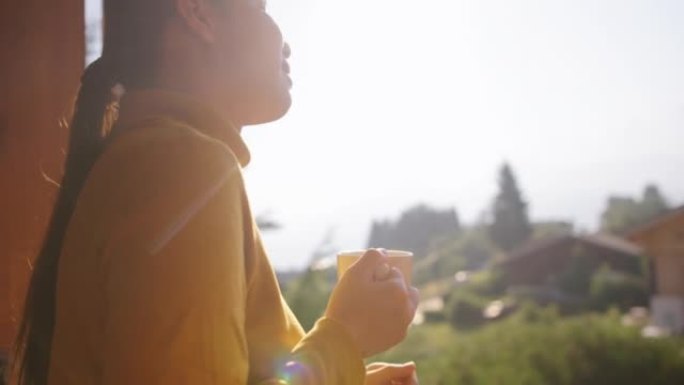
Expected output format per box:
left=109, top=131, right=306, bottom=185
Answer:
left=0, top=0, right=84, bottom=352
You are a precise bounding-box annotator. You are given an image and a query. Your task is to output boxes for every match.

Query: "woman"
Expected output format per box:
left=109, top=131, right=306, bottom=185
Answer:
left=11, top=1, right=419, bottom=384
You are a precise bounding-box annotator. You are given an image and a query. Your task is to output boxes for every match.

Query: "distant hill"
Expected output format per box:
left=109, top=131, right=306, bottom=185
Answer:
left=367, top=204, right=460, bottom=259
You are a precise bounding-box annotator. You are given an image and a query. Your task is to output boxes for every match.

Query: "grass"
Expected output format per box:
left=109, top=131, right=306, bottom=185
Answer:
left=371, top=308, right=684, bottom=385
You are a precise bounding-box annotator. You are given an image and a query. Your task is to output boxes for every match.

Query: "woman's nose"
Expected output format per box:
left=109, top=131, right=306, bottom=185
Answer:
left=283, top=42, right=291, bottom=59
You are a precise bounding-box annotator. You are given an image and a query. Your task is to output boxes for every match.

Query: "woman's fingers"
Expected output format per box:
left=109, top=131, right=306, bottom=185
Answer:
left=373, top=262, right=392, bottom=281
left=366, top=362, right=388, bottom=371
left=388, top=370, right=419, bottom=385
left=365, top=362, right=417, bottom=385
left=326, top=249, right=419, bottom=356
left=367, top=361, right=414, bottom=373
left=408, top=286, right=420, bottom=312
left=350, top=248, right=388, bottom=280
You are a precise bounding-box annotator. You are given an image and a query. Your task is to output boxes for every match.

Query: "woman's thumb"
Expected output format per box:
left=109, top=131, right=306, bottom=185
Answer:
left=349, top=248, right=387, bottom=277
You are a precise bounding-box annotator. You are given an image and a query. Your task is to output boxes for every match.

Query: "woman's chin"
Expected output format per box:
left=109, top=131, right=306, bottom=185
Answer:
left=244, top=92, right=292, bottom=125
left=266, top=90, right=292, bottom=121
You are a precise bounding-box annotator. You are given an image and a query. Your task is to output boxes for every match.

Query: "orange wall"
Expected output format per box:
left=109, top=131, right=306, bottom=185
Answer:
left=630, top=212, right=684, bottom=297
left=0, top=0, right=84, bottom=351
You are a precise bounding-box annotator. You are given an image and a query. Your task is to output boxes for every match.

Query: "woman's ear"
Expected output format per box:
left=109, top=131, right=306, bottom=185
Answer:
left=175, top=0, right=218, bottom=43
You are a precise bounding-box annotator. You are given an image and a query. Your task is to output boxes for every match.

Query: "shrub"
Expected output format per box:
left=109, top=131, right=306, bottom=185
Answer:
left=445, top=311, right=684, bottom=385
left=508, top=285, right=586, bottom=315
left=467, top=268, right=507, bottom=297
left=590, top=266, right=649, bottom=311
left=423, top=310, right=446, bottom=323
left=377, top=309, right=684, bottom=385
left=283, top=268, right=332, bottom=331
left=447, top=293, right=487, bottom=330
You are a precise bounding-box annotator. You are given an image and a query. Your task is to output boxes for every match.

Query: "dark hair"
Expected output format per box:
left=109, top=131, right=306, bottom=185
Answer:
left=11, top=2, right=173, bottom=384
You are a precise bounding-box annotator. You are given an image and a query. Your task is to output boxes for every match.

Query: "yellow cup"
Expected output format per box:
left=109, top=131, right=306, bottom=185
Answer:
left=337, top=249, right=413, bottom=284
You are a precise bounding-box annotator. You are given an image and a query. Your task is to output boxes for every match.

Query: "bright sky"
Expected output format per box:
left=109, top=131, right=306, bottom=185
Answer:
left=87, top=0, right=684, bottom=270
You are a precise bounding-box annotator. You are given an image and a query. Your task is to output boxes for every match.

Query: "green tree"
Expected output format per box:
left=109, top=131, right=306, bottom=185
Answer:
left=555, top=245, right=595, bottom=297
left=413, top=226, right=498, bottom=285
left=376, top=310, right=684, bottom=385
left=283, top=268, right=332, bottom=331
left=601, top=197, right=641, bottom=234
left=531, top=221, right=574, bottom=240
left=489, top=163, right=532, bottom=252
left=367, top=204, right=460, bottom=259
left=589, top=266, right=649, bottom=311
left=281, top=229, right=337, bottom=331
left=601, top=184, right=670, bottom=234
left=640, top=184, right=669, bottom=221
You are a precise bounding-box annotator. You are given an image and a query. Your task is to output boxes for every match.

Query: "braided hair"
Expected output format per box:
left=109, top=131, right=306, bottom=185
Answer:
left=12, top=1, right=174, bottom=384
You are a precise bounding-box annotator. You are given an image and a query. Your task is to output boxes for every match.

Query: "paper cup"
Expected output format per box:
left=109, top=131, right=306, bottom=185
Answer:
left=336, top=249, right=413, bottom=284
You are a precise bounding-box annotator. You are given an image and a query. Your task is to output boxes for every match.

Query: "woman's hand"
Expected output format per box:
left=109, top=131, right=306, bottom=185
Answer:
left=365, top=362, right=419, bottom=385
left=325, top=249, right=420, bottom=357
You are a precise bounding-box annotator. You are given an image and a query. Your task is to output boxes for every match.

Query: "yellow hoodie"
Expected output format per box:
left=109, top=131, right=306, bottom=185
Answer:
left=46, top=90, right=365, bottom=385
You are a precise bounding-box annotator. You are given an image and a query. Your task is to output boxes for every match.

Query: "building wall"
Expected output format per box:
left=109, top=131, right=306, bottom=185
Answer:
left=0, top=0, right=84, bottom=351
left=656, top=258, right=684, bottom=296
left=631, top=212, right=684, bottom=297
left=503, top=237, right=643, bottom=287
left=504, top=238, right=575, bottom=286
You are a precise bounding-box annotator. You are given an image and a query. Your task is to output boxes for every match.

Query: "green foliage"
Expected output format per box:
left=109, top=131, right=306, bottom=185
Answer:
left=641, top=184, right=670, bottom=218
left=489, top=163, right=532, bottom=252
left=590, top=266, right=649, bottom=311
left=515, top=301, right=561, bottom=323
left=423, top=309, right=447, bottom=323
left=282, top=268, right=332, bottom=331
left=508, top=285, right=588, bottom=315
left=531, top=220, right=573, bottom=240
left=367, top=204, right=460, bottom=259
left=444, top=227, right=497, bottom=271
left=376, top=311, right=684, bottom=385
left=439, top=270, right=509, bottom=331
left=371, top=323, right=455, bottom=384
left=464, top=269, right=508, bottom=297
left=601, top=184, right=670, bottom=234
left=414, top=227, right=497, bottom=285
left=601, top=197, right=643, bottom=234
left=446, top=292, right=487, bottom=330
left=255, top=214, right=281, bottom=231
left=555, top=245, right=596, bottom=296
left=509, top=242, right=649, bottom=313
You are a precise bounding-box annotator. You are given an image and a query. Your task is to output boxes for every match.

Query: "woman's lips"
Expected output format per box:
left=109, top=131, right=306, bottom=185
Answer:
left=282, top=60, right=290, bottom=75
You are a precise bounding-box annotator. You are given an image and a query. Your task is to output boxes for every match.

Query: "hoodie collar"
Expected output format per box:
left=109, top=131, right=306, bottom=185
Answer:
left=116, top=89, right=251, bottom=167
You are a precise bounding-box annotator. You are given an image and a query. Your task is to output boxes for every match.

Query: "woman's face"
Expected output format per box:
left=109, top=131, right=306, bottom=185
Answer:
left=211, top=0, right=292, bottom=125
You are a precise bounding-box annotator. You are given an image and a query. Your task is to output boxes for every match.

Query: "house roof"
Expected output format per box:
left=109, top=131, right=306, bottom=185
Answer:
left=502, top=233, right=642, bottom=264
left=505, top=235, right=574, bottom=262
left=626, top=205, right=684, bottom=241
left=579, top=233, right=642, bottom=256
